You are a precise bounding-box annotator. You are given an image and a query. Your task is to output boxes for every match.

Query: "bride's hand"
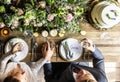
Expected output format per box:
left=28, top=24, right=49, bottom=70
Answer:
left=11, top=42, right=23, bottom=54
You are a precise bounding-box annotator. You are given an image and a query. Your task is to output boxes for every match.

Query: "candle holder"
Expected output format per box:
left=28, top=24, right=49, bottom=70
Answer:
left=0, top=28, right=10, bottom=37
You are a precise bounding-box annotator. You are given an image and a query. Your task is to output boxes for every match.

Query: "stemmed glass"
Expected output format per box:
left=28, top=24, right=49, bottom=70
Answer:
left=79, top=38, right=92, bottom=61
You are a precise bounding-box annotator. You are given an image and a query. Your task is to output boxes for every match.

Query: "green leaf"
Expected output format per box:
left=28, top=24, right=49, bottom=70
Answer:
left=0, top=5, right=6, bottom=13
left=68, top=0, right=77, bottom=3
left=46, top=0, right=55, bottom=6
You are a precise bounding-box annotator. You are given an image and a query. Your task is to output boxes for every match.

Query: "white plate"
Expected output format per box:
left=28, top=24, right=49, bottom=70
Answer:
left=59, top=38, right=82, bottom=61
left=5, top=38, right=28, bottom=61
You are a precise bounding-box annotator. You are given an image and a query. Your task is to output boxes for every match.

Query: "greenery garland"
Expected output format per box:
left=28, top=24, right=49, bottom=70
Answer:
left=0, top=0, right=90, bottom=33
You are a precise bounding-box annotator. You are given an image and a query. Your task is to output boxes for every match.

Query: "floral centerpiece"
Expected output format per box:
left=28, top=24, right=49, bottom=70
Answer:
left=0, top=0, right=89, bottom=34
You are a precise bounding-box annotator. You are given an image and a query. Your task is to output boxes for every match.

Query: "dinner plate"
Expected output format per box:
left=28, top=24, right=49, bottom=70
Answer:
left=5, top=38, right=28, bottom=61
left=59, top=38, right=82, bottom=61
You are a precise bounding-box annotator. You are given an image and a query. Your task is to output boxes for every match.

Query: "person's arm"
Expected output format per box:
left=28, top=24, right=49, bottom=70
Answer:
left=44, top=63, right=54, bottom=82
left=92, top=47, right=105, bottom=71
left=0, top=42, right=23, bottom=75
left=30, top=58, right=48, bottom=72
left=31, top=41, right=54, bottom=73
left=42, top=41, right=58, bottom=82
left=0, top=52, right=14, bottom=75
left=80, top=38, right=108, bottom=82
left=81, top=38, right=105, bottom=71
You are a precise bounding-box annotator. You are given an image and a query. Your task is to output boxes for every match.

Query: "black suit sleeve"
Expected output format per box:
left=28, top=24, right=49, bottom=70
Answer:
left=43, top=63, right=55, bottom=82
left=92, top=47, right=105, bottom=71
left=43, top=63, right=75, bottom=82
left=83, top=47, right=108, bottom=82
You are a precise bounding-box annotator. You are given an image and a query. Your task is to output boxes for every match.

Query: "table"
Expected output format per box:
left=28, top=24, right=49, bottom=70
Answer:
left=50, top=23, right=120, bottom=62
left=1, top=21, right=120, bottom=62
left=32, top=22, right=120, bottom=62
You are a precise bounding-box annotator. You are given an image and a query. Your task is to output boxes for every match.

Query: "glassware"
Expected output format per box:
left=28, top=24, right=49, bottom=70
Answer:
left=0, top=28, right=10, bottom=37
left=100, top=32, right=112, bottom=41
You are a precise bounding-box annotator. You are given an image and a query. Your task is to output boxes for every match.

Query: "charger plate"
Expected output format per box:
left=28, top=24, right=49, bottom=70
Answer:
left=5, top=38, right=28, bottom=61
left=59, top=38, right=82, bottom=61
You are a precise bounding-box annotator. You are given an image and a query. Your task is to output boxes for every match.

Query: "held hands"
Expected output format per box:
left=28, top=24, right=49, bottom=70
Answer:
left=42, top=41, right=55, bottom=61
left=81, top=38, right=95, bottom=52
left=11, top=42, right=23, bottom=54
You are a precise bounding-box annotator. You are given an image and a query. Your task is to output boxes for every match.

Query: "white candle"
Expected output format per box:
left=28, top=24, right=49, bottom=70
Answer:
left=80, top=30, right=86, bottom=36
left=50, top=29, right=58, bottom=37
left=42, top=30, right=48, bottom=37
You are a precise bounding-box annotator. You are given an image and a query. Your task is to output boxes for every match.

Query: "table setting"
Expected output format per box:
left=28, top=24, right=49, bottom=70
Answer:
left=0, top=30, right=38, bottom=62
left=0, top=0, right=120, bottom=62
left=1, top=35, right=93, bottom=62
left=59, top=38, right=83, bottom=61
left=4, top=38, right=29, bottom=61
left=48, top=38, right=92, bottom=62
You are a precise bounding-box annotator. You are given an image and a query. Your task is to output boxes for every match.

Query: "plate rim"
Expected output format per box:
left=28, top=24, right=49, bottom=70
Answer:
left=59, top=38, right=82, bottom=61
left=5, top=37, right=29, bottom=61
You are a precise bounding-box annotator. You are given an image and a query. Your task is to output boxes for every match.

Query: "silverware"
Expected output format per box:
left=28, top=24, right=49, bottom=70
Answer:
left=30, top=37, right=38, bottom=62
left=33, top=42, right=38, bottom=61
left=24, top=30, right=38, bottom=62
left=0, top=43, right=2, bottom=56
left=82, top=48, right=86, bottom=60
left=1, top=42, right=4, bottom=55
left=56, top=44, right=59, bottom=61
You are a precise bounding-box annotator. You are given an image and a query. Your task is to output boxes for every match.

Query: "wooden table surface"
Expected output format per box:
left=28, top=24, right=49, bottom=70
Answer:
left=49, top=22, right=120, bottom=62
left=1, top=21, right=120, bottom=62
left=28, top=22, right=120, bottom=62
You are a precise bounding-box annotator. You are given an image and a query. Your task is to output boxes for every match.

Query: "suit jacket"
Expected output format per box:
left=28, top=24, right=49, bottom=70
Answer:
left=44, top=47, right=108, bottom=82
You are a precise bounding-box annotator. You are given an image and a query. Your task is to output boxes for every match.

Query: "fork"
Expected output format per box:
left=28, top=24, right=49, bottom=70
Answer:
left=56, top=44, right=59, bottom=61
left=0, top=42, right=4, bottom=57
left=0, top=44, right=2, bottom=56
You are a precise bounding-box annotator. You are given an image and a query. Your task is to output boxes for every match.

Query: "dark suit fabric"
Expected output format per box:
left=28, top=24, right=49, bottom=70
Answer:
left=44, top=47, right=108, bottom=82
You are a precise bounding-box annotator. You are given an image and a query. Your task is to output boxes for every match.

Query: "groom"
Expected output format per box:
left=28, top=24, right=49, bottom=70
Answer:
left=43, top=38, right=108, bottom=82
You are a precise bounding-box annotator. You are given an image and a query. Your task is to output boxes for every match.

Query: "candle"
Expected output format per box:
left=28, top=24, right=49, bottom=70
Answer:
left=80, top=30, right=86, bottom=36
left=42, top=30, right=48, bottom=37
left=50, top=29, right=58, bottom=37
left=33, top=32, right=39, bottom=37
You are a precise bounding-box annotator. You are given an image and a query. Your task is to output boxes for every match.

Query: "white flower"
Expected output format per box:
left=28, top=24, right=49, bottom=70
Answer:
left=66, top=6, right=71, bottom=9
left=39, top=1, right=46, bottom=8
left=4, top=0, right=11, bottom=4
left=24, top=20, right=30, bottom=26
left=37, top=23, right=43, bottom=27
left=12, top=20, right=19, bottom=27
left=47, top=14, right=55, bottom=22
left=64, top=13, right=74, bottom=22
left=0, top=22, right=5, bottom=28
left=11, top=26, right=16, bottom=29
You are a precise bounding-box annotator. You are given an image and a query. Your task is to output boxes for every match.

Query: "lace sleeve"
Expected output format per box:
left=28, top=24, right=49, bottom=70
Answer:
left=0, top=52, right=14, bottom=75
left=30, top=58, right=47, bottom=73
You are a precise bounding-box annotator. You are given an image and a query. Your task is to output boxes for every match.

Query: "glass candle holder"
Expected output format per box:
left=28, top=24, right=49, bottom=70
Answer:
left=0, top=28, right=10, bottom=37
